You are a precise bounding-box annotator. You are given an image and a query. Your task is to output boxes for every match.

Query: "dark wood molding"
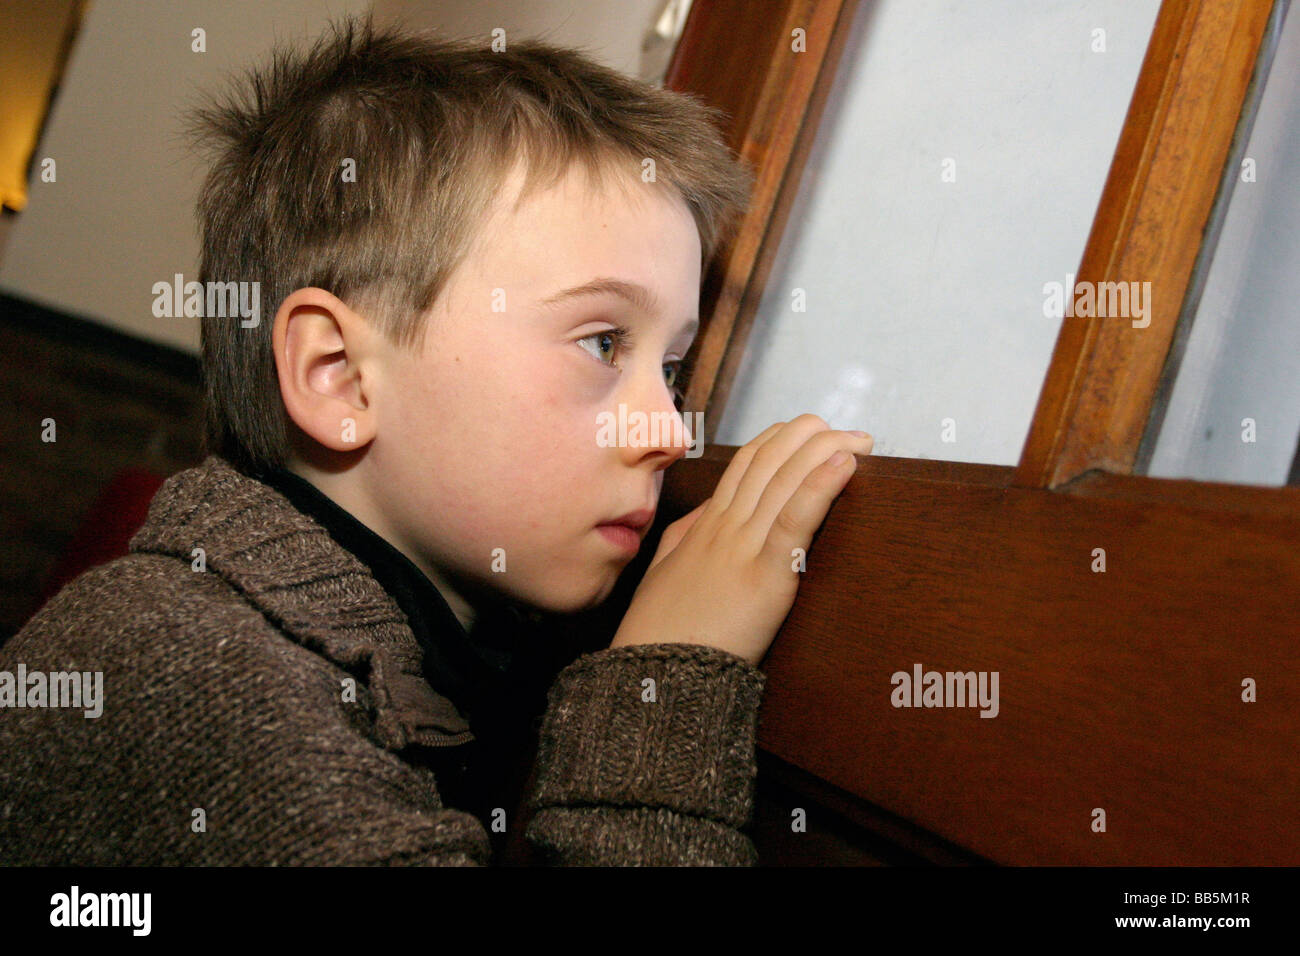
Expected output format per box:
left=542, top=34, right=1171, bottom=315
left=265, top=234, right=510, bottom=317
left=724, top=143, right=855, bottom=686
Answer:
left=661, top=446, right=1300, bottom=864
left=754, top=749, right=994, bottom=865
left=666, top=0, right=859, bottom=445
left=1133, top=0, right=1291, bottom=477
left=0, top=291, right=200, bottom=382
left=1015, top=0, right=1276, bottom=489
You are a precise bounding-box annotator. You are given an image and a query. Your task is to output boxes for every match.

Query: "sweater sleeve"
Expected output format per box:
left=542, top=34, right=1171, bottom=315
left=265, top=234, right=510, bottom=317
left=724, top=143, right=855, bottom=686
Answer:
left=524, top=642, right=768, bottom=866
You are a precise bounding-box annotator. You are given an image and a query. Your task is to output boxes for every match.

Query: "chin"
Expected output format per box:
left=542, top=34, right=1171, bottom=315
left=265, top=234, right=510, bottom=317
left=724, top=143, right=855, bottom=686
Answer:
left=521, top=574, right=618, bottom=615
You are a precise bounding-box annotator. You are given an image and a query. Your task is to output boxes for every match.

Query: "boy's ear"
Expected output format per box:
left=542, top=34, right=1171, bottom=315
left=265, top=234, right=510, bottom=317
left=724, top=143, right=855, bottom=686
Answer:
left=272, top=288, right=378, bottom=454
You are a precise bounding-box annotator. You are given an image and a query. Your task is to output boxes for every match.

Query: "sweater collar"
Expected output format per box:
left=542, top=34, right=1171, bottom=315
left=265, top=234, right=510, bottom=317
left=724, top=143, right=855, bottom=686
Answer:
left=252, top=465, right=523, bottom=705
left=128, top=454, right=481, bottom=751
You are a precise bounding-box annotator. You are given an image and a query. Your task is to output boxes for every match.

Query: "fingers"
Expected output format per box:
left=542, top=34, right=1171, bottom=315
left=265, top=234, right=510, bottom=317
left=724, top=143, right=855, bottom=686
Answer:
left=726, top=415, right=866, bottom=527
left=703, top=420, right=786, bottom=517
left=701, top=415, right=872, bottom=569
left=747, top=439, right=864, bottom=567
left=735, top=422, right=870, bottom=559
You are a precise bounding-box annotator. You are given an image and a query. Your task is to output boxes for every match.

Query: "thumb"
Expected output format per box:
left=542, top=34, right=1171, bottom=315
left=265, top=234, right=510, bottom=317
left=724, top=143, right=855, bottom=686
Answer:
left=647, top=498, right=711, bottom=572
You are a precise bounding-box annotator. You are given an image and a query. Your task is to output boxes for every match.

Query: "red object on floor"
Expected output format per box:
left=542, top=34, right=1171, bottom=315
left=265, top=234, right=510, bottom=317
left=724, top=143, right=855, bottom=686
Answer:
left=32, top=466, right=168, bottom=616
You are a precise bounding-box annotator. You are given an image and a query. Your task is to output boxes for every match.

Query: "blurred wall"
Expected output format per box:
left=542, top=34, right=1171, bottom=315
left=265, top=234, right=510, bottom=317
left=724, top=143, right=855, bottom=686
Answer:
left=0, top=0, right=667, bottom=353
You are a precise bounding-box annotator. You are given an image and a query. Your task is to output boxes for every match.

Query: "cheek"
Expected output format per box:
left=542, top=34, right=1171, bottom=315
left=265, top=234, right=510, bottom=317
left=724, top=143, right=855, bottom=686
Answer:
left=390, top=339, right=607, bottom=533
left=481, top=361, right=609, bottom=522
left=492, top=345, right=601, bottom=448
left=403, top=339, right=510, bottom=446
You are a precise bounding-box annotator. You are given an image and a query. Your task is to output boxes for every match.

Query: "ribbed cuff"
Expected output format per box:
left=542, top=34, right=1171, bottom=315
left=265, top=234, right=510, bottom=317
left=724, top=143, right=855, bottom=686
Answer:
left=528, top=642, right=767, bottom=828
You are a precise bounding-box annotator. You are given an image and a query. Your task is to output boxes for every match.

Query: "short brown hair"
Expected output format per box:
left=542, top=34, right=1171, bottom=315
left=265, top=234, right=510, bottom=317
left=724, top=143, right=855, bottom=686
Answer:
left=186, top=13, right=754, bottom=477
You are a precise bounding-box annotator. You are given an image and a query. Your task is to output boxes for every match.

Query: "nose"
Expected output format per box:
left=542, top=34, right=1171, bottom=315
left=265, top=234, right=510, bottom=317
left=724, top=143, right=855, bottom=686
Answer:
left=613, top=367, right=694, bottom=469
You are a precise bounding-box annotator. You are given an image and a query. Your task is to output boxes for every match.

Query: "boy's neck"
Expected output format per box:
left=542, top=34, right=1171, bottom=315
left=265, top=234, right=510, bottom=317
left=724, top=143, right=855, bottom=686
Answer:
left=284, top=459, right=478, bottom=633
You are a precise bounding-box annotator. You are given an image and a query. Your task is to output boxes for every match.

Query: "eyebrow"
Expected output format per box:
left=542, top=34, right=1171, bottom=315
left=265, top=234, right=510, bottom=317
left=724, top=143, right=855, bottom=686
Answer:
left=538, top=277, right=699, bottom=337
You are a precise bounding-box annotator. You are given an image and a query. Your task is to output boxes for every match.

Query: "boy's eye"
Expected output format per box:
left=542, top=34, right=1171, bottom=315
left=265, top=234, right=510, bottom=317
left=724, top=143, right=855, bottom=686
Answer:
left=578, top=328, right=688, bottom=408
left=577, top=329, right=622, bottom=365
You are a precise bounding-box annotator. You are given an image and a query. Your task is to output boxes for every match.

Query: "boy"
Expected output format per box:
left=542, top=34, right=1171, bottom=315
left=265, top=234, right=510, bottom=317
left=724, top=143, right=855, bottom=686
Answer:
left=0, top=16, right=871, bottom=865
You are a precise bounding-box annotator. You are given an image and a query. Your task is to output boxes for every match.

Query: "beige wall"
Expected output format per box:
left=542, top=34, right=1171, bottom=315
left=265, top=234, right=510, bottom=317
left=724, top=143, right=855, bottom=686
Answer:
left=0, top=0, right=373, bottom=352
left=0, top=0, right=671, bottom=353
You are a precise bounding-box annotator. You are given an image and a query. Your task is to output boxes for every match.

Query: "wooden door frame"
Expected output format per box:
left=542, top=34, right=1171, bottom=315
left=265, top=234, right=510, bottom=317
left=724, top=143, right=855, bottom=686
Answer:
left=661, top=0, right=1298, bottom=864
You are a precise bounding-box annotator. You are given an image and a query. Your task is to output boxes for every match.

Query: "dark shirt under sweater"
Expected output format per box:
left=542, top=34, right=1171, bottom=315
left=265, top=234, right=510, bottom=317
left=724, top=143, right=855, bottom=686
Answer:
left=256, top=467, right=559, bottom=848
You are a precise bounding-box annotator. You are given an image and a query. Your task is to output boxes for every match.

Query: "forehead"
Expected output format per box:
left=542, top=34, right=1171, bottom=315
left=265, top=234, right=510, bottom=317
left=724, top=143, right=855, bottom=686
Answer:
left=456, top=160, right=702, bottom=310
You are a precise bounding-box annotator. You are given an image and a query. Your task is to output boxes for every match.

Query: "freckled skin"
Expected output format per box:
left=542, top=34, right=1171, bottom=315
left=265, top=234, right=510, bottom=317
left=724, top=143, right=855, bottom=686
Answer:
left=329, top=162, right=699, bottom=628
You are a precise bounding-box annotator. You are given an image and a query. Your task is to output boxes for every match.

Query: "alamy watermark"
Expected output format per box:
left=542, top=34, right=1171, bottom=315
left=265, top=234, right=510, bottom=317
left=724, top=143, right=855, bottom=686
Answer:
left=0, top=664, right=103, bottom=718
left=891, top=663, right=999, bottom=718
left=152, top=273, right=260, bottom=327
left=596, top=403, right=704, bottom=458
left=1043, top=272, right=1152, bottom=328
left=50, top=886, right=150, bottom=936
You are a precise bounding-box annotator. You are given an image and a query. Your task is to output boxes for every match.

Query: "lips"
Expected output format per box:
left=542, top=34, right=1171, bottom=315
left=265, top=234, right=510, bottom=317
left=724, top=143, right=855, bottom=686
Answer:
left=598, top=508, right=655, bottom=534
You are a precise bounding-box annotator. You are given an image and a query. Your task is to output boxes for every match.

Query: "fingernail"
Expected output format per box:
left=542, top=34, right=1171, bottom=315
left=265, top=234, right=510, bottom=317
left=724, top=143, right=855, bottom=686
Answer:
left=829, top=451, right=852, bottom=467
left=850, top=430, right=871, bottom=438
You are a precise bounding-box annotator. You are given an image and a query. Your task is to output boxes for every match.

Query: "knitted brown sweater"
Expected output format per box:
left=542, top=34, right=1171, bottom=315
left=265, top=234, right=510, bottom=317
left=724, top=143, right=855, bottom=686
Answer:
left=0, top=456, right=767, bottom=865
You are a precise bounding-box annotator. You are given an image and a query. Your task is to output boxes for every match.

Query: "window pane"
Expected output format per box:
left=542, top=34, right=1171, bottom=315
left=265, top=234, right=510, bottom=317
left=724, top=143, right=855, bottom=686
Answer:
left=1143, top=1, right=1300, bottom=487
left=713, top=0, right=1162, bottom=463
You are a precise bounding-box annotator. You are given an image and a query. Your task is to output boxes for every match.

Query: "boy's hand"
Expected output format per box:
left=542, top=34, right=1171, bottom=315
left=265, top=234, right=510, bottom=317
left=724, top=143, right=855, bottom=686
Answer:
left=609, top=415, right=873, bottom=666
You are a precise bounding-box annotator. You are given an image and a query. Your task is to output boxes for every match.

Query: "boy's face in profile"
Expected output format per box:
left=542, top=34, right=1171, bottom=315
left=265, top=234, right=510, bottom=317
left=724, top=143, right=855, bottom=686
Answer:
left=363, top=161, right=700, bottom=616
